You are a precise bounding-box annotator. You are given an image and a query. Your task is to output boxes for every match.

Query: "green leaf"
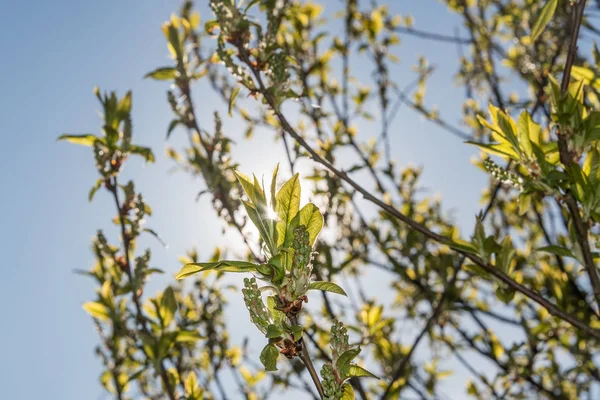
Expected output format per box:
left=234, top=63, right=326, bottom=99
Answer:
left=228, top=86, right=240, bottom=117
left=266, top=324, right=284, bottom=339
left=448, top=239, right=478, bottom=254
left=129, top=146, right=155, bottom=163
left=271, top=164, right=279, bottom=210
left=175, top=330, right=203, bottom=343
left=117, top=91, right=132, bottom=119
left=536, top=245, right=576, bottom=259
left=308, top=281, right=347, bottom=296
left=159, top=286, right=177, bottom=326
left=341, top=384, right=355, bottom=400
left=267, top=296, right=286, bottom=324
left=531, top=0, right=558, bottom=42
left=166, top=119, right=184, bottom=140
left=518, top=192, right=532, bottom=216
left=465, top=141, right=518, bottom=160
left=298, top=203, right=324, bottom=246
left=175, top=260, right=259, bottom=279
left=260, top=343, right=279, bottom=371
left=517, top=111, right=541, bottom=146
left=345, top=365, right=379, bottom=379
left=336, top=348, right=361, bottom=371
left=58, top=134, right=99, bottom=147
left=496, top=236, right=515, bottom=274
left=291, top=325, right=303, bottom=341
left=235, top=171, right=259, bottom=204
left=242, top=200, right=274, bottom=252
left=82, top=302, right=110, bottom=321
left=276, top=174, right=301, bottom=248
left=89, top=178, right=104, bottom=202
left=129, top=145, right=155, bottom=163
left=144, top=67, right=178, bottom=80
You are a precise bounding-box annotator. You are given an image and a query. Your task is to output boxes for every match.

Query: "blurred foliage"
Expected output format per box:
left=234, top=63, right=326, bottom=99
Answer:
left=61, top=0, right=600, bottom=399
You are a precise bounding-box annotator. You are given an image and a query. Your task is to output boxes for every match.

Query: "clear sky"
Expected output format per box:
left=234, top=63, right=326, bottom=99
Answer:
left=0, top=1, right=488, bottom=399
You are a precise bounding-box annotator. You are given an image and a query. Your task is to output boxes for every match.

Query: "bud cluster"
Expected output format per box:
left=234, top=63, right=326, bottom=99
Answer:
left=242, top=277, right=270, bottom=334
left=320, top=363, right=343, bottom=400
left=330, top=319, right=350, bottom=361
left=484, top=158, right=523, bottom=190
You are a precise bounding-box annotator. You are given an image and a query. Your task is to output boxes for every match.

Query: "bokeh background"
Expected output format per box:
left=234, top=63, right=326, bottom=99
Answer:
left=0, top=1, right=491, bottom=398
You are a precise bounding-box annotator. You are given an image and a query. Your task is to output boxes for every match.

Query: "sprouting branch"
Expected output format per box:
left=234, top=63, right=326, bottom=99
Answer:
left=555, top=0, right=600, bottom=312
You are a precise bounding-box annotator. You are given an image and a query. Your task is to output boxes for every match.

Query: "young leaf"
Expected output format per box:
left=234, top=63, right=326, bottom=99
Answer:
left=298, top=203, right=324, bottom=246
left=276, top=174, right=301, bottom=248
left=228, top=86, right=240, bottom=117
left=531, top=0, right=558, bottom=42
left=344, top=365, right=379, bottom=379
left=336, top=348, right=361, bottom=371
left=235, top=171, right=259, bottom=204
left=82, top=302, right=110, bottom=321
left=308, top=281, right=347, bottom=296
left=270, top=163, right=279, bottom=210
left=129, top=145, right=156, bottom=163
left=267, top=296, right=286, bottom=324
left=260, top=343, right=279, bottom=371
left=265, top=324, right=284, bottom=339
left=89, top=178, right=104, bottom=202
left=144, top=67, right=178, bottom=80
left=536, top=245, right=576, bottom=259
left=175, top=331, right=203, bottom=342
left=341, top=384, right=355, bottom=400
left=291, top=325, right=303, bottom=341
left=58, top=134, right=99, bottom=147
left=159, top=286, right=177, bottom=326
left=175, top=260, right=259, bottom=279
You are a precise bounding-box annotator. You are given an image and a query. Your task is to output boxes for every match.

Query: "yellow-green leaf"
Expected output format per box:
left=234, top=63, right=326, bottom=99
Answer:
left=159, top=286, right=177, bottom=326
left=341, top=384, right=355, bottom=400
left=276, top=174, right=301, bottom=248
left=346, top=365, right=379, bottom=379
left=82, top=302, right=110, bottom=321
left=531, top=0, right=558, bottom=42
left=228, top=86, right=240, bottom=117
left=308, top=281, right=347, bottom=296
left=175, top=260, right=259, bottom=279
left=298, top=203, right=324, bottom=246
left=144, top=67, right=178, bottom=81
left=58, top=134, right=99, bottom=147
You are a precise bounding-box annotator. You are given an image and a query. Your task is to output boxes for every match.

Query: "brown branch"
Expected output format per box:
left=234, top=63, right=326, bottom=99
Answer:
left=241, top=50, right=600, bottom=340
left=380, top=269, right=459, bottom=399
left=109, top=176, right=177, bottom=400
left=556, top=0, right=600, bottom=311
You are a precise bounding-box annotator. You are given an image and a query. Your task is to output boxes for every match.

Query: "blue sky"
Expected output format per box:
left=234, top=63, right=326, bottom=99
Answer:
left=0, top=1, right=489, bottom=398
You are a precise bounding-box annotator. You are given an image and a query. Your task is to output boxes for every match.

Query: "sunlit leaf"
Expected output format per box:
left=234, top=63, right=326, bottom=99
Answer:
left=159, top=286, right=177, bottom=326
left=341, top=384, right=355, bottom=400
left=276, top=174, right=301, bottom=248
left=531, top=0, right=557, bottom=42
left=144, top=67, right=178, bottom=80
left=345, top=365, right=379, bottom=379
left=175, top=331, right=203, bottom=343
left=58, top=134, right=100, bottom=147
left=298, top=203, right=324, bottom=246
left=537, top=245, right=576, bottom=259
left=175, top=260, right=259, bottom=279
left=82, top=301, right=110, bottom=321
left=228, top=86, right=240, bottom=117
left=308, top=281, right=347, bottom=296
